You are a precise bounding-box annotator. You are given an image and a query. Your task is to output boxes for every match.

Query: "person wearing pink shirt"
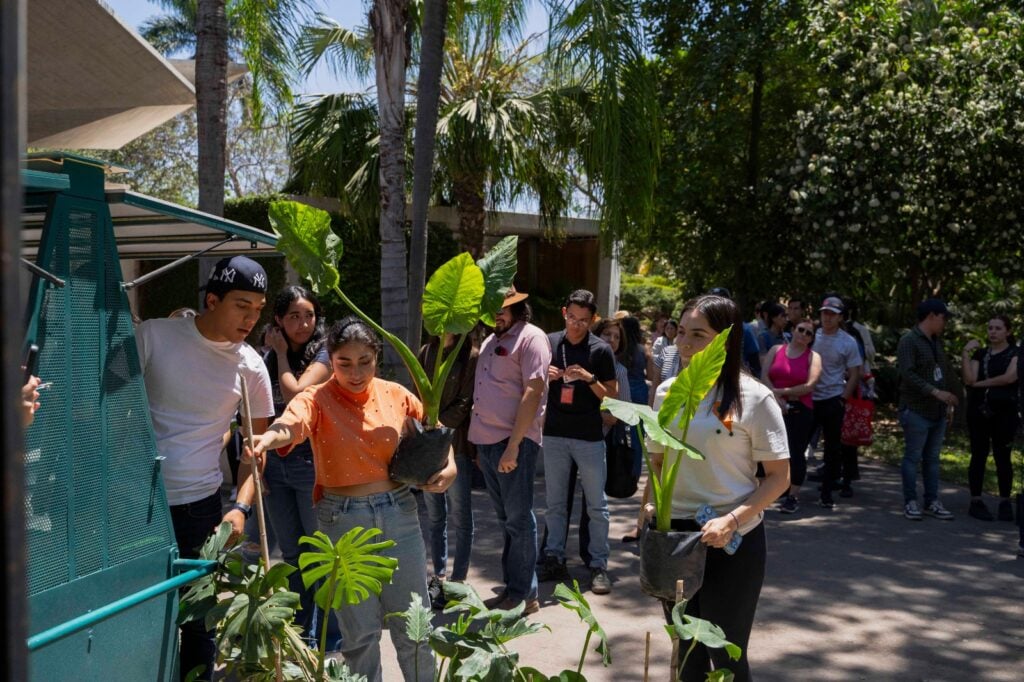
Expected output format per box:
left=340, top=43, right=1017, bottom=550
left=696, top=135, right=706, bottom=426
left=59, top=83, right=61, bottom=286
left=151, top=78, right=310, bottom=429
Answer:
left=468, top=287, right=551, bottom=614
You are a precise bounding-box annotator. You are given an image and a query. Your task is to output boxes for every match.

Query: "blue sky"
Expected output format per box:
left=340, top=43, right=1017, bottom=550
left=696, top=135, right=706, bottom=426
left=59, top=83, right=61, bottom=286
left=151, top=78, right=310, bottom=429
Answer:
left=104, top=0, right=550, bottom=95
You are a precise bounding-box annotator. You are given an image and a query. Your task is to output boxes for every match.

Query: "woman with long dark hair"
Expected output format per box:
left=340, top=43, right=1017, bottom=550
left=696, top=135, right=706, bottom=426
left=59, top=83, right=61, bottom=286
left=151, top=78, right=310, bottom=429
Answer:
left=962, top=314, right=1019, bottom=522
left=647, top=294, right=790, bottom=681
left=261, top=285, right=340, bottom=647
left=253, top=317, right=456, bottom=680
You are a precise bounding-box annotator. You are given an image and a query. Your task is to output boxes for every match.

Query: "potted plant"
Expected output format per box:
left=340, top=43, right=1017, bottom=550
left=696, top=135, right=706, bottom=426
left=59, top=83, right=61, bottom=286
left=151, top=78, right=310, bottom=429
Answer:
left=267, top=200, right=517, bottom=484
left=601, top=328, right=730, bottom=601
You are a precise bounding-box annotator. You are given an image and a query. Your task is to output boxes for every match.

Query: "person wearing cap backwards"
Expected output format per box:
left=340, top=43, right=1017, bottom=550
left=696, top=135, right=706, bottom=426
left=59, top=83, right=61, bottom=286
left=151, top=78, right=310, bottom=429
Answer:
left=136, top=255, right=274, bottom=681
left=896, top=299, right=958, bottom=521
left=810, top=296, right=863, bottom=509
left=468, top=286, right=551, bottom=614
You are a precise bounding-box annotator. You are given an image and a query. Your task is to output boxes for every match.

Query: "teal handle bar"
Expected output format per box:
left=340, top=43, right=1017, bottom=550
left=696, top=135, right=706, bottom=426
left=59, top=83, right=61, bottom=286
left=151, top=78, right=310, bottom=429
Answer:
left=26, top=558, right=217, bottom=651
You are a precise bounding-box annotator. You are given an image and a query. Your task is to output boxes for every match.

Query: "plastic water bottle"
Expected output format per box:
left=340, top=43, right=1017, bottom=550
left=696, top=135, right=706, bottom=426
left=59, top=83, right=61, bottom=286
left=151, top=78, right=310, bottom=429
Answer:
left=695, top=503, right=743, bottom=555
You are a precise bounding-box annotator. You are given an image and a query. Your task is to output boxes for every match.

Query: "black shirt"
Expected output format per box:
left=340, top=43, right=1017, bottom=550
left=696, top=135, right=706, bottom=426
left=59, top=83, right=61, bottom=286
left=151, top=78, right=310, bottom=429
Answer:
left=543, top=331, right=617, bottom=442
left=969, top=345, right=1020, bottom=405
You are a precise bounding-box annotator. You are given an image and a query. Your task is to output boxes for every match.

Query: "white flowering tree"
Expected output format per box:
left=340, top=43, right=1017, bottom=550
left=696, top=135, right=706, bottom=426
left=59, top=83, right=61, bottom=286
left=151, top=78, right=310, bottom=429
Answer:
left=783, top=0, right=1024, bottom=306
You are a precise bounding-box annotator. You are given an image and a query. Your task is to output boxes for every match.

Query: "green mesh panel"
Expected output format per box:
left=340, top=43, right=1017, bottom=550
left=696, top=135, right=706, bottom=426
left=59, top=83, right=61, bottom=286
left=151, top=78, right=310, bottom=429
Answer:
left=25, top=195, right=174, bottom=595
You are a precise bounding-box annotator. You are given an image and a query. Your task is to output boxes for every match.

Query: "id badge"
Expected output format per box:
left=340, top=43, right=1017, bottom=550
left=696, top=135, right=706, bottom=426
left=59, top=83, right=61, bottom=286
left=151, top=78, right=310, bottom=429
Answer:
left=560, top=383, right=575, bottom=405
left=933, top=366, right=943, bottom=382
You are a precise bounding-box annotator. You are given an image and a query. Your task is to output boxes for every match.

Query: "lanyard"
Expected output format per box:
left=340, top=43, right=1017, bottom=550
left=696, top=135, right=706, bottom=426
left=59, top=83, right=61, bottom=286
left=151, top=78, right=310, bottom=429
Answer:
left=561, top=336, right=574, bottom=383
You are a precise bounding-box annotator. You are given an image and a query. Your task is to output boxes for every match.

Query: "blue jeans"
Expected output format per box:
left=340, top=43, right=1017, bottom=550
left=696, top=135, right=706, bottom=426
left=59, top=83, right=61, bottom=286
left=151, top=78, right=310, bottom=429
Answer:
left=317, top=488, right=434, bottom=682
left=899, top=407, right=947, bottom=505
left=476, top=438, right=539, bottom=601
left=265, top=448, right=341, bottom=649
left=169, top=492, right=222, bottom=682
left=542, top=436, right=610, bottom=569
left=422, top=452, right=474, bottom=581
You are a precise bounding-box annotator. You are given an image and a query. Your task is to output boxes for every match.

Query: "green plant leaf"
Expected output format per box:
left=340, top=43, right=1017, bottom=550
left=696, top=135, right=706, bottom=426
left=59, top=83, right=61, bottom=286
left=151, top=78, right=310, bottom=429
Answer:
left=475, top=235, right=519, bottom=326
left=601, top=398, right=691, bottom=452
left=440, top=579, right=487, bottom=615
left=385, top=592, right=434, bottom=644
left=554, top=580, right=612, bottom=667
left=298, top=529, right=398, bottom=610
left=268, top=200, right=343, bottom=295
left=422, top=252, right=485, bottom=336
left=669, top=602, right=742, bottom=660
left=454, top=648, right=519, bottom=680
left=657, top=327, right=731, bottom=442
left=706, top=670, right=736, bottom=682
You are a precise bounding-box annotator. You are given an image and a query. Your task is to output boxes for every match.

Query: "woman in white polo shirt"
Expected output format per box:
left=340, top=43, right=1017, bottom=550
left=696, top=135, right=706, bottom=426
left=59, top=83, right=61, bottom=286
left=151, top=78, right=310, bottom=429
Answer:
left=648, top=294, right=790, bottom=682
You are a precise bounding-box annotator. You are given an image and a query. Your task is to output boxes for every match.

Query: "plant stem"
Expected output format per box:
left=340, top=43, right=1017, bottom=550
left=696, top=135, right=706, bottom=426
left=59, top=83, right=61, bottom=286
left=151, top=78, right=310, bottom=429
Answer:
left=317, top=553, right=341, bottom=680
left=576, top=630, right=592, bottom=676
left=680, top=638, right=698, bottom=675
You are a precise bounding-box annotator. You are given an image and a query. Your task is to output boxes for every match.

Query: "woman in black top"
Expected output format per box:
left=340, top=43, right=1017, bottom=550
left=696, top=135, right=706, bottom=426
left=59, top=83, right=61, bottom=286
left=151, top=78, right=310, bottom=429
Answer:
left=961, top=314, right=1020, bottom=522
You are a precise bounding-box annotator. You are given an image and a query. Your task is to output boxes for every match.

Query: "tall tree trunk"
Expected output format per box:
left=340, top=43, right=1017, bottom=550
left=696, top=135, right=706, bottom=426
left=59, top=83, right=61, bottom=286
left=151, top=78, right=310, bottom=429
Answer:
left=452, top=178, right=486, bottom=259
left=195, top=0, right=228, bottom=215
left=407, top=0, right=449, bottom=348
left=371, top=0, right=411, bottom=379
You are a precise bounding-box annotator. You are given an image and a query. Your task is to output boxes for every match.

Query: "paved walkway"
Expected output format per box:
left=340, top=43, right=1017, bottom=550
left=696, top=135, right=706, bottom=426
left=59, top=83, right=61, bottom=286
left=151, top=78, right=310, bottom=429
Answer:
left=372, top=457, right=1023, bottom=680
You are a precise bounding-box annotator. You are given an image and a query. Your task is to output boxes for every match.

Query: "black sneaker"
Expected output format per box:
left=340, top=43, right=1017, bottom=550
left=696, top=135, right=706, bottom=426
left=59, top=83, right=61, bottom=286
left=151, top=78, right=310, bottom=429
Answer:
left=779, top=495, right=800, bottom=514
left=968, top=498, right=994, bottom=521
left=427, top=576, right=446, bottom=610
left=818, top=496, right=835, bottom=509
left=590, top=567, right=611, bottom=595
left=537, top=554, right=569, bottom=582
left=839, top=484, right=853, bottom=498
left=998, top=499, right=1014, bottom=522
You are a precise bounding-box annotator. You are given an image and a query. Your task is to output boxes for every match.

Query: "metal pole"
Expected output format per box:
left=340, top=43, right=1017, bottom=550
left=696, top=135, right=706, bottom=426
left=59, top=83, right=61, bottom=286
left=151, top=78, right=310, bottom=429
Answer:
left=1, top=0, right=29, bottom=678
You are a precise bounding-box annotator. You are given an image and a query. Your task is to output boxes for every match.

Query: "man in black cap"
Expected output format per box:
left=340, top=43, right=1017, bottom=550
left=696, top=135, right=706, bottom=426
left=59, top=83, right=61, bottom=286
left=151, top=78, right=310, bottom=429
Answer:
left=136, top=255, right=275, bottom=680
left=896, top=298, right=958, bottom=521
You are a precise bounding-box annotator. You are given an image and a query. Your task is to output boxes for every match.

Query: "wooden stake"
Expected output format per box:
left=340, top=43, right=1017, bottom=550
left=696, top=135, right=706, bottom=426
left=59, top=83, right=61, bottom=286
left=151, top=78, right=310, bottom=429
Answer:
left=670, top=579, right=685, bottom=678
left=643, top=631, right=651, bottom=681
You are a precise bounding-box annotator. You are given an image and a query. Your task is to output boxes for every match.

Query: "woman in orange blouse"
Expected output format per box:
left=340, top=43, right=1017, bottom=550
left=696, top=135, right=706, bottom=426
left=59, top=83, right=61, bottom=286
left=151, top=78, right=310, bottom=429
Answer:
left=252, top=317, right=456, bottom=681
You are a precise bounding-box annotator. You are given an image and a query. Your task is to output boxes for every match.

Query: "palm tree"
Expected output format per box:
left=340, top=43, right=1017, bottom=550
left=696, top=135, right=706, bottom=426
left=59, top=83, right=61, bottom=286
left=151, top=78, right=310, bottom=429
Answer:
left=142, top=0, right=314, bottom=214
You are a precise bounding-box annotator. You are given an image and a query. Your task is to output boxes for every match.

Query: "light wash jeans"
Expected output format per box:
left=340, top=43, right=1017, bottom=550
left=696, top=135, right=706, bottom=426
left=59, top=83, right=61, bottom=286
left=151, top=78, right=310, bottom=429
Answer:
left=542, top=435, right=610, bottom=569
left=264, top=448, right=341, bottom=649
left=476, top=438, right=540, bottom=601
left=317, top=488, right=434, bottom=682
left=899, top=407, right=947, bottom=505
left=422, top=452, right=474, bottom=581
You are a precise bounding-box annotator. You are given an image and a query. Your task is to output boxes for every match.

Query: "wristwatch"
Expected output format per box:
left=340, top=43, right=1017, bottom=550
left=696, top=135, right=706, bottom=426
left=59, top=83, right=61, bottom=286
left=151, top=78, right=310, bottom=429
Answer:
left=586, top=374, right=598, bottom=385
left=230, top=502, right=252, bottom=519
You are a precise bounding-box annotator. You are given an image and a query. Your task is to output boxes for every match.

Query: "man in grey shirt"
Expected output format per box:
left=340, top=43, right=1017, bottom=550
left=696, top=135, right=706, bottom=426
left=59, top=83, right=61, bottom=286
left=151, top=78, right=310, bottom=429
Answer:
left=811, top=296, right=863, bottom=508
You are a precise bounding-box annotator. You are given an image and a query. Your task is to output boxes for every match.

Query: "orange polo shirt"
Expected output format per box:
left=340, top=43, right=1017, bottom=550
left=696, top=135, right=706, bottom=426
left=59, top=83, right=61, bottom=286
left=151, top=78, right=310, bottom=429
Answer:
left=276, top=377, right=423, bottom=496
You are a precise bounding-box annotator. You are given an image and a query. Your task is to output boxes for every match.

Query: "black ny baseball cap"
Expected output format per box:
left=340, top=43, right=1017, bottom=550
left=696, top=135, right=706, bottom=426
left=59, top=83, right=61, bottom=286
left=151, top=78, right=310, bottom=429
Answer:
left=204, top=256, right=268, bottom=298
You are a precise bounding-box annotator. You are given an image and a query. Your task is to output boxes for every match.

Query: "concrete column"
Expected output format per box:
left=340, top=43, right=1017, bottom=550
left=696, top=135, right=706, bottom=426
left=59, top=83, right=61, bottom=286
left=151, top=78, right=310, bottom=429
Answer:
left=597, top=241, right=621, bottom=315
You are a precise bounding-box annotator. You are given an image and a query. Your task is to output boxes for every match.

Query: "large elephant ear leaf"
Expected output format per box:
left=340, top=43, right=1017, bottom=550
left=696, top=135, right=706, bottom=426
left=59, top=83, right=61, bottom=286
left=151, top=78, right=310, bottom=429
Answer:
left=475, top=235, right=518, bottom=326
left=422, top=253, right=486, bottom=336
left=657, top=327, right=731, bottom=439
left=269, top=200, right=343, bottom=295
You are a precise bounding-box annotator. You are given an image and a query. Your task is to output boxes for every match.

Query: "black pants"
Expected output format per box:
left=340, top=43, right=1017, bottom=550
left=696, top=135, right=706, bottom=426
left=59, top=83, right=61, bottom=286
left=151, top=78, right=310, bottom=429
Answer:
left=967, top=400, right=1019, bottom=497
left=663, top=522, right=767, bottom=682
left=813, top=397, right=846, bottom=498
left=170, top=492, right=222, bottom=682
left=783, top=403, right=815, bottom=487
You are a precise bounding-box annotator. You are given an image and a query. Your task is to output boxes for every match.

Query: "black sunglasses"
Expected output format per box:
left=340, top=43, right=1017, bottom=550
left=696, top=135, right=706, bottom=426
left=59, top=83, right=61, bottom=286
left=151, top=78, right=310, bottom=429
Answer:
left=494, top=345, right=509, bottom=357
left=796, top=327, right=814, bottom=337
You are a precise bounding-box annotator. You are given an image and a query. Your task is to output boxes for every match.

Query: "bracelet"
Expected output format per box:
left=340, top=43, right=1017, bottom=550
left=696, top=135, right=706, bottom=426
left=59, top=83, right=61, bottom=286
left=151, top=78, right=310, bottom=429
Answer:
left=231, top=502, right=253, bottom=519
left=728, top=511, right=740, bottom=530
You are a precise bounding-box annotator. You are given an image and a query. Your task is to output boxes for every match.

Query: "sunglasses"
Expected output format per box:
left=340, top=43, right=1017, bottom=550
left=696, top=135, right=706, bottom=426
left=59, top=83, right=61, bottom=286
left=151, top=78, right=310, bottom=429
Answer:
left=494, top=345, right=509, bottom=357
left=796, top=327, right=814, bottom=337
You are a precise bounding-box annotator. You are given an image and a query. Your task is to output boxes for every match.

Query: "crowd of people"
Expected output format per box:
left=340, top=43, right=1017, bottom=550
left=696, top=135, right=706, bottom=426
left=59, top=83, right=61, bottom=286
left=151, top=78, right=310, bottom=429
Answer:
left=75, top=253, right=1018, bottom=682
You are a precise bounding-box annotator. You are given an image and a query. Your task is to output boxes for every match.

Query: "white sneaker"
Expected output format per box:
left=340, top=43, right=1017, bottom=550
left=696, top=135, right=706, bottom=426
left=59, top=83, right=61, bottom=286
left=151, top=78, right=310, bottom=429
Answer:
left=904, top=500, right=922, bottom=520
left=924, top=500, right=954, bottom=520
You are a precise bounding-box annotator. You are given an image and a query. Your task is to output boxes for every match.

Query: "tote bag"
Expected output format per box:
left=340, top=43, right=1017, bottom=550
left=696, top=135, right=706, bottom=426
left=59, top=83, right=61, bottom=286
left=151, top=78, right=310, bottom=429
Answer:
left=841, top=391, right=875, bottom=447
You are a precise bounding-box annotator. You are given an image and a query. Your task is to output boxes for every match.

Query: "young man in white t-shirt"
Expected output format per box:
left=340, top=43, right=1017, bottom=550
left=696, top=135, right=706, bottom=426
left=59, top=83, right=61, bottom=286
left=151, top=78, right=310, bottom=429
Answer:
left=136, top=255, right=274, bottom=681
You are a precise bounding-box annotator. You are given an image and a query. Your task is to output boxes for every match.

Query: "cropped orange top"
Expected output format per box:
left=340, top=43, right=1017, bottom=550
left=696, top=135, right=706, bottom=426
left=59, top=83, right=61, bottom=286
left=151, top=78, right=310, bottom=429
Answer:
left=276, top=377, right=423, bottom=496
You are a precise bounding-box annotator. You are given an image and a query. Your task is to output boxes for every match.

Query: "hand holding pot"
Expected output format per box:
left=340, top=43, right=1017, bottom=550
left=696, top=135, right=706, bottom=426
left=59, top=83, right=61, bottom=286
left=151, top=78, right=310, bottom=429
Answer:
left=700, top=515, right=736, bottom=549
left=420, top=447, right=457, bottom=493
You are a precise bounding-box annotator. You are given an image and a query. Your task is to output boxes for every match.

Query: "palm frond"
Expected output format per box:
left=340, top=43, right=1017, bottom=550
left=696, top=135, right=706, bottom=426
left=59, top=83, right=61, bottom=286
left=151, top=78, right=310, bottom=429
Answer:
left=140, top=14, right=197, bottom=56
left=296, top=13, right=375, bottom=80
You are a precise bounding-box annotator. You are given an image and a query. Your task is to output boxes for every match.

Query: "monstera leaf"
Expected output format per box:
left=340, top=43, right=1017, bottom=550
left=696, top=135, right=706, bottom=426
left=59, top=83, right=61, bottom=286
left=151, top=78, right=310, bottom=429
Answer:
left=657, top=327, right=731, bottom=440
left=667, top=601, right=742, bottom=662
left=268, top=201, right=342, bottom=295
left=476, top=235, right=519, bottom=326
left=422, top=252, right=485, bottom=336
left=298, top=528, right=397, bottom=610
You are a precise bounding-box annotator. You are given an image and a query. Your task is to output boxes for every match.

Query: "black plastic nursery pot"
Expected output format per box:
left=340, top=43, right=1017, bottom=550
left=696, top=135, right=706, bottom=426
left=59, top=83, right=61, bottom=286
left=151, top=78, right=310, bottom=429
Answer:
left=639, top=520, right=707, bottom=602
left=389, top=421, right=456, bottom=485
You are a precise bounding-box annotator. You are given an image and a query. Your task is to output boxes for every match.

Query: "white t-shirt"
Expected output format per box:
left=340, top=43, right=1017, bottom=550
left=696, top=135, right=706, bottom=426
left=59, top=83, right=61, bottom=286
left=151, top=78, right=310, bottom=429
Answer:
left=136, top=317, right=274, bottom=505
left=648, top=373, right=789, bottom=535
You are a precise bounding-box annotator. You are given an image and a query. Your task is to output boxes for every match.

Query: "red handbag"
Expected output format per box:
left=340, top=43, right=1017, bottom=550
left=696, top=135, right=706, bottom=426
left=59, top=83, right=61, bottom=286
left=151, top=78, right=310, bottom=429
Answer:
left=841, top=391, right=875, bottom=447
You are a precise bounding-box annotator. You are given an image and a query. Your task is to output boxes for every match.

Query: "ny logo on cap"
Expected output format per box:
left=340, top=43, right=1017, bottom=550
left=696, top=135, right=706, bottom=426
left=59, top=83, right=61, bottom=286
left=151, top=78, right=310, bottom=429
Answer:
left=252, top=273, right=266, bottom=289
left=213, top=267, right=237, bottom=284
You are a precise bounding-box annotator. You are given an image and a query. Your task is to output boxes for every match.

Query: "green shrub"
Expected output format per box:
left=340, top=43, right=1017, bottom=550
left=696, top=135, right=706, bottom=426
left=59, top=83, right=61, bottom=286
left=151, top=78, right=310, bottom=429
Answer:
left=619, top=274, right=683, bottom=318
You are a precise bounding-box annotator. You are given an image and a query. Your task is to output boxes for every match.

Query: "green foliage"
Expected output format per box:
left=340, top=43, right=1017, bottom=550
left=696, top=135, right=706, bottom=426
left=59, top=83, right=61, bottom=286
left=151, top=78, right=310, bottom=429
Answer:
left=476, top=235, right=520, bottom=327
left=783, top=0, right=1024, bottom=305
left=666, top=600, right=741, bottom=677
left=602, top=328, right=730, bottom=532
left=269, top=200, right=343, bottom=295
left=553, top=581, right=612, bottom=672
left=619, top=273, right=682, bottom=318
left=422, top=253, right=485, bottom=336
left=298, top=529, right=398, bottom=609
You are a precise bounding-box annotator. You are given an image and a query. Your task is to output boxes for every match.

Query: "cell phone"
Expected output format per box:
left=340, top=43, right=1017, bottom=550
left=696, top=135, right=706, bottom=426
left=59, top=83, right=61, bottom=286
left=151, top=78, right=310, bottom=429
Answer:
left=23, top=344, right=39, bottom=383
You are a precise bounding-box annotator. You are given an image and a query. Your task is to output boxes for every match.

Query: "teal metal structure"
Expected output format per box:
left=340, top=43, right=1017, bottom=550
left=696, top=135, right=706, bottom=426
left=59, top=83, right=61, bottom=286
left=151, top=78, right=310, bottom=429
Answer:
left=21, top=152, right=278, bottom=680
